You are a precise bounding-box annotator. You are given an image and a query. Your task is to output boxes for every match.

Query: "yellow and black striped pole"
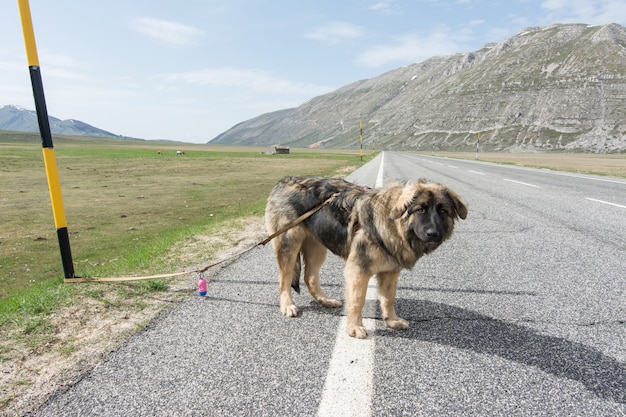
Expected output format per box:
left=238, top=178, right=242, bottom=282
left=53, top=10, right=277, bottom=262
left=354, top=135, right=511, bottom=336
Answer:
left=17, top=0, right=75, bottom=279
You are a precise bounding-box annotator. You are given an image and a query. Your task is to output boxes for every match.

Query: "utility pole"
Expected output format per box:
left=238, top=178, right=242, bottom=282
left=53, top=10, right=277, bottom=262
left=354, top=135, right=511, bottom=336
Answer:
left=476, top=132, right=481, bottom=159
left=359, top=120, right=363, bottom=161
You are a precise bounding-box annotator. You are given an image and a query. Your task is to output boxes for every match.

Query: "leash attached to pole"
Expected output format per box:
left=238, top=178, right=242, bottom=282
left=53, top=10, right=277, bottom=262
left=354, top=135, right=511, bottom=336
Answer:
left=65, top=193, right=339, bottom=283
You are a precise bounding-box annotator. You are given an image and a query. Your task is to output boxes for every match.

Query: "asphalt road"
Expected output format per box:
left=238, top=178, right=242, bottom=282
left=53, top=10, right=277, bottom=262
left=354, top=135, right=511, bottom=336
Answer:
left=36, top=152, right=626, bottom=416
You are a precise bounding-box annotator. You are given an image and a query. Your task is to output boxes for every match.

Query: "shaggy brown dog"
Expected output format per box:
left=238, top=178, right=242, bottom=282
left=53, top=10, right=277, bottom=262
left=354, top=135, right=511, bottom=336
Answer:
left=265, top=176, right=467, bottom=338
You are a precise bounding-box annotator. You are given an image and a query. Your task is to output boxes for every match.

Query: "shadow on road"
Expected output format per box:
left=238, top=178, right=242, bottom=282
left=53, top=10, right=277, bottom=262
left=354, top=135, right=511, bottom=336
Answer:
left=379, top=299, right=626, bottom=404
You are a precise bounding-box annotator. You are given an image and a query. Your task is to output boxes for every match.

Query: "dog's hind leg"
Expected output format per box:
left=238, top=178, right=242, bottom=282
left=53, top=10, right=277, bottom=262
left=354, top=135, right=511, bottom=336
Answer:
left=273, top=230, right=305, bottom=317
left=302, top=236, right=342, bottom=309
left=377, top=270, right=409, bottom=331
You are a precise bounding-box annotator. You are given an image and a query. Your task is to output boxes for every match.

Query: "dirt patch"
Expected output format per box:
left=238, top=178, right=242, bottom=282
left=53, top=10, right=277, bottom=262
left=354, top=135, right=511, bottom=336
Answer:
left=0, top=217, right=267, bottom=416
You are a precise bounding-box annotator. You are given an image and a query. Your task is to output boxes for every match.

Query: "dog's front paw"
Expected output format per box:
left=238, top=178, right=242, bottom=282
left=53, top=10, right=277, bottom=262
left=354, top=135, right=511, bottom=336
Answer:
left=281, top=304, right=298, bottom=317
left=384, top=317, right=409, bottom=330
left=347, top=324, right=368, bottom=339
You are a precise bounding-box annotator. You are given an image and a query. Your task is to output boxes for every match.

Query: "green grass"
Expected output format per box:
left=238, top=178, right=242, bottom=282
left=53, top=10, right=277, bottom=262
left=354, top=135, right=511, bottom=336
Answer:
left=0, top=131, right=372, bottom=343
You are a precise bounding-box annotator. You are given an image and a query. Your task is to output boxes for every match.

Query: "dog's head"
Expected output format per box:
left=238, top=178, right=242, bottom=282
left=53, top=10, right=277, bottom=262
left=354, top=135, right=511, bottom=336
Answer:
left=391, top=179, right=467, bottom=244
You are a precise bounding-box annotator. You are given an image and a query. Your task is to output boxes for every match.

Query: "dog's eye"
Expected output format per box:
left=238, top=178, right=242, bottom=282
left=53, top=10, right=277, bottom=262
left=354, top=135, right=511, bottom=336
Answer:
left=415, top=206, right=425, bottom=214
left=437, top=207, right=449, bottom=217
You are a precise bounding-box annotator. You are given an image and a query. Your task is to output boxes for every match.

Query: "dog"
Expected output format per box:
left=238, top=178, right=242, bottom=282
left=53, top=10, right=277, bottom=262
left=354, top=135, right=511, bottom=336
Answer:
left=265, top=176, right=467, bottom=338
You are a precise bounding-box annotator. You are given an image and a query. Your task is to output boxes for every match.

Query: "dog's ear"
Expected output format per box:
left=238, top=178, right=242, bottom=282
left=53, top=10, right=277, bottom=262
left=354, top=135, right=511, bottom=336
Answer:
left=391, top=182, right=419, bottom=219
left=445, top=188, right=468, bottom=219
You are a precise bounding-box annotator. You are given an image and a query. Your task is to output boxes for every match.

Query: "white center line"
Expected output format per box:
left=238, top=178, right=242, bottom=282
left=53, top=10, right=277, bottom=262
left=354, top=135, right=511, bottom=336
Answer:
left=318, top=153, right=385, bottom=416
left=317, top=285, right=377, bottom=417
left=375, top=152, right=385, bottom=188
left=468, top=170, right=485, bottom=175
left=503, top=178, right=540, bottom=188
left=585, top=198, right=626, bottom=209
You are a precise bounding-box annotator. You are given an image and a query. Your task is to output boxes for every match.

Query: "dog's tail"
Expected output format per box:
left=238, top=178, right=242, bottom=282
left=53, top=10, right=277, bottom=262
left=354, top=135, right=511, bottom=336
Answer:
left=291, top=252, right=302, bottom=293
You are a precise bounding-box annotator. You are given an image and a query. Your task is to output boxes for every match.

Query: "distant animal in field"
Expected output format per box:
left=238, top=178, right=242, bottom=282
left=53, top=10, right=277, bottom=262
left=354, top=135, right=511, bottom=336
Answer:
left=265, top=176, right=467, bottom=338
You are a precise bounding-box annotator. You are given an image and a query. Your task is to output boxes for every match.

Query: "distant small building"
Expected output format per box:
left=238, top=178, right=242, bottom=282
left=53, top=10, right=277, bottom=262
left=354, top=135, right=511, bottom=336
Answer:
left=274, top=145, right=290, bottom=154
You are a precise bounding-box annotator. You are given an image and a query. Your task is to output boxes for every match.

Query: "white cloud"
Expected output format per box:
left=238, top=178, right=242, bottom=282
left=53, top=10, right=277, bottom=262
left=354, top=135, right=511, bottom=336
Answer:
left=0, top=61, right=22, bottom=73
left=368, top=1, right=400, bottom=15
left=129, top=17, right=204, bottom=45
left=305, top=21, right=365, bottom=44
left=38, top=51, right=90, bottom=81
left=539, top=0, right=626, bottom=25
left=356, top=28, right=466, bottom=67
left=39, top=52, right=81, bottom=68
left=157, top=67, right=331, bottom=98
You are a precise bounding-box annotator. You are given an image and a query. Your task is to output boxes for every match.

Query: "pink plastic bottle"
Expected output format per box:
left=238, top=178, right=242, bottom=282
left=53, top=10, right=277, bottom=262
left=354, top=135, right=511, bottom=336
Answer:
left=198, top=273, right=207, bottom=296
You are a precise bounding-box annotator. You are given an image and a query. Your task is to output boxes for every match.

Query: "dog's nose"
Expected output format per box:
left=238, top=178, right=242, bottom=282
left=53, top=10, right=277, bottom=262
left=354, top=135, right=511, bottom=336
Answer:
left=425, top=229, right=441, bottom=241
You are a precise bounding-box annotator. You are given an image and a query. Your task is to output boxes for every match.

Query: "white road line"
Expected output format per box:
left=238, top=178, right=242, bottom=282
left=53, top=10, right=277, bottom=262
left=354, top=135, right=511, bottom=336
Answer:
left=447, top=165, right=460, bottom=169
left=318, top=153, right=385, bottom=416
left=318, top=285, right=377, bottom=417
left=585, top=198, right=626, bottom=209
left=503, top=178, right=540, bottom=188
left=375, top=152, right=385, bottom=188
left=468, top=170, right=485, bottom=175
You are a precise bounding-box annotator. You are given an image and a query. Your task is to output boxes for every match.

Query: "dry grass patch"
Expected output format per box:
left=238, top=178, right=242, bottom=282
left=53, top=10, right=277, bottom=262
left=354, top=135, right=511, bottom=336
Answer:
left=435, top=152, right=626, bottom=178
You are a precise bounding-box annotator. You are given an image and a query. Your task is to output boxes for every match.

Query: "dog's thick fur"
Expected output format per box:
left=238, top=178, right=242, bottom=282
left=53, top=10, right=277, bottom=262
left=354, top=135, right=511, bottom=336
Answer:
left=265, top=176, right=467, bottom=338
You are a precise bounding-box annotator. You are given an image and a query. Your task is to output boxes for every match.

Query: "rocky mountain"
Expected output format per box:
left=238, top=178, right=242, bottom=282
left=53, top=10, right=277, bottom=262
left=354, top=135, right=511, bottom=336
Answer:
left=211, top=23, right=626, bottom=153
left=0, top=105, right=119, bottom=138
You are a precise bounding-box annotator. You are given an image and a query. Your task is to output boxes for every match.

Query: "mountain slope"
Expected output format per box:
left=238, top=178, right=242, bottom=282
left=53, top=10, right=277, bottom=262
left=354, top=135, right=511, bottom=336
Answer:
left=0, top=105, right=119, bottom=138
left=211, top=23, right=626, bottom=152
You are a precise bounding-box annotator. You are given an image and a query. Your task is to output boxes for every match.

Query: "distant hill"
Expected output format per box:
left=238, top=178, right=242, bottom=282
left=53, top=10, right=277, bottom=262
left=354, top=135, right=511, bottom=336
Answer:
left=211, top=23, right=626, bottom=153
left=0, top=105, right=119, bottom=138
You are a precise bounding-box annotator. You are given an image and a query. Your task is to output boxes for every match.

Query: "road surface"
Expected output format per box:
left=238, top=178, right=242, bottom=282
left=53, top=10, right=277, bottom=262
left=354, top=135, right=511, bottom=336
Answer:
left=36, top=152, right=626, bottom=416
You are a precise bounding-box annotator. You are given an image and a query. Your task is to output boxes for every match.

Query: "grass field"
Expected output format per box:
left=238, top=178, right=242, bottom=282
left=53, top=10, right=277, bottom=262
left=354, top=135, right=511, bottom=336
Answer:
left=0, top=133, right=366, bottom=298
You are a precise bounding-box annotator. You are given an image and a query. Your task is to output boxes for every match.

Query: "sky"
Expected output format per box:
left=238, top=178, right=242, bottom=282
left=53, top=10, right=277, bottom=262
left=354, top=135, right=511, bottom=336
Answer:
left=1, top=1, right=625, bottom=143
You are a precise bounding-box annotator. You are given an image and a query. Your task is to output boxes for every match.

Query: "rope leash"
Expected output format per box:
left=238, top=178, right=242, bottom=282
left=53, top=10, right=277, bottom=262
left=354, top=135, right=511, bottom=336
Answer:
left=64, top=193, right=338, bottom=283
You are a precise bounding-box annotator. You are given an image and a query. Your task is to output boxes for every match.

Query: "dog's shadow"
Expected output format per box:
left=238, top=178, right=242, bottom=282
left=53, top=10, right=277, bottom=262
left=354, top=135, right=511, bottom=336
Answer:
left=377, top=298, right=625, bottom=404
